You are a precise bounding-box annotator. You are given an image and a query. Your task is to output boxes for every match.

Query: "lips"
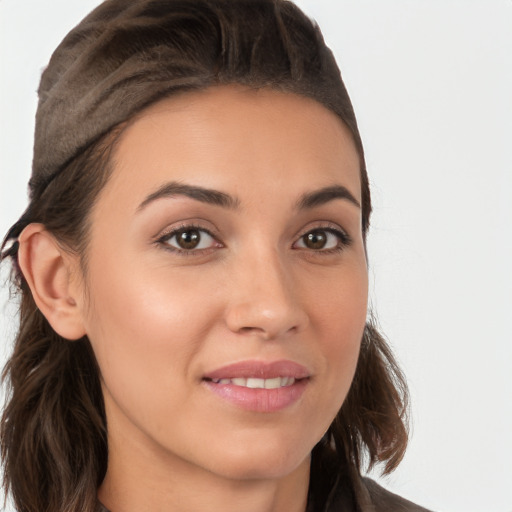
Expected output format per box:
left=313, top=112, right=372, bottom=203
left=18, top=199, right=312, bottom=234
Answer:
left=209, top=376, right=297, bottom=389
left=203, top=360, right=310, bottom=380
left=202, top=360, right=310, bottom=413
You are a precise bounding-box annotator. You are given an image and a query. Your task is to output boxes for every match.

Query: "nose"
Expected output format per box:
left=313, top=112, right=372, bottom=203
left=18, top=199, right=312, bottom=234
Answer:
left=224, top=250, right=309, bottom=340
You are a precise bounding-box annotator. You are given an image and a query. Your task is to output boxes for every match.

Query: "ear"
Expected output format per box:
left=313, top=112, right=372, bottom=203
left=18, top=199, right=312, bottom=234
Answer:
left=18, top=224, right=86, bottom=340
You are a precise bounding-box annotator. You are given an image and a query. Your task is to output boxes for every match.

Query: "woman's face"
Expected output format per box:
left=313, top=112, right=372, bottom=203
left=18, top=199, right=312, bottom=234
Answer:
left=79, top=86, right=368, bottom=481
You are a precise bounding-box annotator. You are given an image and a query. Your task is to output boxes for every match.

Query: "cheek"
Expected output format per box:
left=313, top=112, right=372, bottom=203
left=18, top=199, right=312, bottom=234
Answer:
left=81, top=260, right=226, bottom=446
left=82, top=254, right=219, bottom=399
left=309, top=262, right=368, bottom=396
left=310, top=258, right=368, bottom=334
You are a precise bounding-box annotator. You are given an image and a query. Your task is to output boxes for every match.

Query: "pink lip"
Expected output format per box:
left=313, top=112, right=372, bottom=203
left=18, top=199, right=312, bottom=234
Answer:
left=204, top=360, right=310, bottom=380
left=202, top=360, right=310, bottom=413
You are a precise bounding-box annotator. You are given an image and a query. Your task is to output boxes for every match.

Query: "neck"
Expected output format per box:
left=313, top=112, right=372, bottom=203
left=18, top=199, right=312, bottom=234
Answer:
left=98, top=427, right=311, bottom=512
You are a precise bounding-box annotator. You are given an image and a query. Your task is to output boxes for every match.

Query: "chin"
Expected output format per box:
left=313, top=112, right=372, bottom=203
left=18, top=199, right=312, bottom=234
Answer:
left=213, top=457, right=308, bottom=482
left=200, top=433, right=312, bottom=481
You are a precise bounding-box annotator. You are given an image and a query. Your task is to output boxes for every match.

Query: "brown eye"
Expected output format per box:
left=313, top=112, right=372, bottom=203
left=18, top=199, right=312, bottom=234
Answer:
left=160, top=227, right=218, bottom=252
left=175, top=229, right=201, bottom=249
left=294, top=227, right=350, bottom=252
left=303, top=230, right=328, bottom=250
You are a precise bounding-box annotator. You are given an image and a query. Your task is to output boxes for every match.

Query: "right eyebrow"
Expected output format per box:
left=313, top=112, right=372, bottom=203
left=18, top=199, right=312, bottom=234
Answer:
left=296, top=185, right=361, bottom=210
left=136, top=182, right=241, bottom=212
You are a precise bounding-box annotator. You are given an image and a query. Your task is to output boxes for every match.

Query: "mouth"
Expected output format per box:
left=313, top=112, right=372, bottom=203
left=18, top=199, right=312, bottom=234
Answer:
left=202, top=360, right=310, bottom=413
left=205, top=376, right=298, bottom=389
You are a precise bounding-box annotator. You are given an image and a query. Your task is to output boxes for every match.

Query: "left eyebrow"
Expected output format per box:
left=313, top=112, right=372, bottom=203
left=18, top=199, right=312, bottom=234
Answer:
left=296, top=185, right=361, bottom=210
left=137, top=182, right=240, bottom=212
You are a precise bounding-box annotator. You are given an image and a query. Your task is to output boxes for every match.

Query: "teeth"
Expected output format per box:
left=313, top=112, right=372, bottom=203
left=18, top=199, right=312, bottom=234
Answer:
left=211, top=377, right=296, bottom=389
left=246, top=378, right=265, bottom=388
left=264, top=377, right=281, bottom=389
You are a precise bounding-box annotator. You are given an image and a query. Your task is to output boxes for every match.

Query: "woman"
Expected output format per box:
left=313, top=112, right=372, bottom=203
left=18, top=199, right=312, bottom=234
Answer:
left=1, top=1, right=432, bottom=511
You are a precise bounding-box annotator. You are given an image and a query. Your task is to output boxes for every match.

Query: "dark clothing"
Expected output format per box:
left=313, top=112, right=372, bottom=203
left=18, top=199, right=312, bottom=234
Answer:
left=96, top=475, right=432, bottom=511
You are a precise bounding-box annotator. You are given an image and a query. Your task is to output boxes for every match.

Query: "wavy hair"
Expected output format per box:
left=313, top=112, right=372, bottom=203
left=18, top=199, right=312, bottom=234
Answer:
left=1, top=1, right=408, bottom=511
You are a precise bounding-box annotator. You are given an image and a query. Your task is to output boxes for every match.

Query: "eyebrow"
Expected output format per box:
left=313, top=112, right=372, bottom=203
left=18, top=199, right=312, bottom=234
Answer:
left=137, top=182, right=240, bottom=211
left=296, top=185, right=361, bottom=210
left=137, top=182, right=360, bottom=212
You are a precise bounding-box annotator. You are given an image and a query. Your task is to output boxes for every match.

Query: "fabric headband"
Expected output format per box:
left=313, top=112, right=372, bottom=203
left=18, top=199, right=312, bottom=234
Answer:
left=30, top=0, right=217, bottom=197
left=29, top=0, right=348, bottom=200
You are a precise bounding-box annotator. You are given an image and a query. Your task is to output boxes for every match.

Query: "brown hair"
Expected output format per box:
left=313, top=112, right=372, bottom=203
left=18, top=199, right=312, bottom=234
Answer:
left=1, top=1, right=408, bottom=511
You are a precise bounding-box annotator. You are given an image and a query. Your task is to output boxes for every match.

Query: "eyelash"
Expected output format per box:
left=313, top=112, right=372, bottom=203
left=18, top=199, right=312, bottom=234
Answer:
left=155, top=223, right=352, bottom=256
left=295, top=225, right=352, bottom=254
left=156, top=223, right=221, bottom=256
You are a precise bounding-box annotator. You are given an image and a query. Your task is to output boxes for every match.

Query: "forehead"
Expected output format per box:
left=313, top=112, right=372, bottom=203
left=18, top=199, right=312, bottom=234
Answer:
left=99, top=85, right=361, bottom=211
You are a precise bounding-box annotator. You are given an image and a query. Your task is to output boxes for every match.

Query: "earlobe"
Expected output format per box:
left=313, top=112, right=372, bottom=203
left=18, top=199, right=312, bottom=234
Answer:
left=18, top=224, right=86, bottom=340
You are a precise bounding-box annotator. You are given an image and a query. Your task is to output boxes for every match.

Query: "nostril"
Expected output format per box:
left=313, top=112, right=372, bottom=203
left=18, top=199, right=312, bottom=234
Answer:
left=239, top=326, right=264, bottom=334
left=224, top=292, right=309, bottom=340
left=235, top=324, right=301, bottom=341
left=237, top=326, right=272, bottom=339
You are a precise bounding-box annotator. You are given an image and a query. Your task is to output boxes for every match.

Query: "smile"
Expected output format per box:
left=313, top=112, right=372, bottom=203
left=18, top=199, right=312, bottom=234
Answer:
left=202, top=360, right=310, bottom=413
left=208, top=377, right=296, bottom=389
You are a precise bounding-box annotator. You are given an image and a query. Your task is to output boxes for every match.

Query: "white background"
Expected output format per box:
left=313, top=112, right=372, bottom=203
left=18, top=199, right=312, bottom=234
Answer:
left=1, top=1, right=511, bottom=511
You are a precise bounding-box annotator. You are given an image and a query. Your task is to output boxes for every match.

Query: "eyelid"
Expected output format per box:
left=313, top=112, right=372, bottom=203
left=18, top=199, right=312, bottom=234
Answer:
left=155, top=222, right=223, bottom=255
left=293, top=222, right=352, bottom=251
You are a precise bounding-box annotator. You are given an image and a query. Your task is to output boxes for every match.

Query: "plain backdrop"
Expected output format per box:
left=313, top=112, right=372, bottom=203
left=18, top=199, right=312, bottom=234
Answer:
left=1, top=1, right=511, bottom=511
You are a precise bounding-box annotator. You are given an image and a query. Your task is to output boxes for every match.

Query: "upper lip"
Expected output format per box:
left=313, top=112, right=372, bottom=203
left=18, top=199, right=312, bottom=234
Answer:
left=203, top=360, right=311, bottom=380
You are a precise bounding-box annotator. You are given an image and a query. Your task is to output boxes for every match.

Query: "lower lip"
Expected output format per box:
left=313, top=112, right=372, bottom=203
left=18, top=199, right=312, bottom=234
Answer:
left=203, top=379, right=309, bottom=413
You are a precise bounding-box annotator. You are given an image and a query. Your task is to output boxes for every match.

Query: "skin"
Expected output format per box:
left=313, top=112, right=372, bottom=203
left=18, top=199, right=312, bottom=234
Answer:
left=26, top=86, right=369, bottom=512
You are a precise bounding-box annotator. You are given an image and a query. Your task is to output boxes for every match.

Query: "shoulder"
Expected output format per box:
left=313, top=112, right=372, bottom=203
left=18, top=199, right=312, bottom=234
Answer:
left=361, top=477, right=434, bottom=512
